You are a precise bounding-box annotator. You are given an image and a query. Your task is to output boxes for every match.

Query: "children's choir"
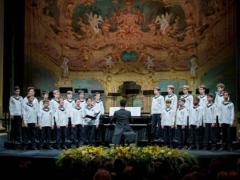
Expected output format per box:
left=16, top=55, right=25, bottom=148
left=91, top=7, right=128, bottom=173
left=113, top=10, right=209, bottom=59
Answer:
left=9, top=82, right=235, bottom=151
left=9, top=87, right=103, bottom=149
left=151, top=83, right=235, bottom=151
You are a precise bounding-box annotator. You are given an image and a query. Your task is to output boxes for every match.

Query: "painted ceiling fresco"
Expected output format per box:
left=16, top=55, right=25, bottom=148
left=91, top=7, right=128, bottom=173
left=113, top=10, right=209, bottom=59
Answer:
left=25, top=0, right=235, bottom=74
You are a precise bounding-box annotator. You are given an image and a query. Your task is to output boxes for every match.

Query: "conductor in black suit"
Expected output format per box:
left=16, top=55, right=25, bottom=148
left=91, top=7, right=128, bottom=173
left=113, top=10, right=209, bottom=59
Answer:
left=111, top=99, right=137, bottom=145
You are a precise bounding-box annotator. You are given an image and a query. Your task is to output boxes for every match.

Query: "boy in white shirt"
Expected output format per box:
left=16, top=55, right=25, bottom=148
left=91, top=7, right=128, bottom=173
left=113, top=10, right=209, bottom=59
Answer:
left=218, top=91, right=234, bottom=151
left=198, top=85, right=208, bottom=109
left=23, top=95, right=38, bottom=149
left=82, top=97, right=100, bottom=145
left=161, top=100, right=175, bottom=147
left=22, top=87, right=39, bottom=109
left=188, top=97, right=203, bottom=150
left=203, top=94, right=217, bottom=150
left=175, top=98, right=189, bottom=149
left=39, top=91, right=49, bottom=109
left=94, top=92, right=104, bottom=142
left=64, top=91, right=75, bottom=143
left=165, top=85, right=178, bottom=112
left=71, top=99, right=84, bottom=147
left=38, top=100, right=53, bottom=149
left=78, top=90, right=87, bottom=109
left=50, top=90, right=60, bottom=114
left=180, top=85, right=193, bottom=112
left=54, top=98, right=68, bottom=149
left=151, top=87, right=164, bottom=140
left=9, top=86, right=23, bottom=144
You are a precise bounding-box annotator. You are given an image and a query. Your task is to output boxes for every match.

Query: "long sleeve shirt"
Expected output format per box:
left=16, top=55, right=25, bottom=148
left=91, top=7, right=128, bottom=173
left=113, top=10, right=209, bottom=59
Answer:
left=203, top=103, right=217, bottom=124
left=71, top=107, right=84, bottom=125
left=151, top=95, right=164, bottom=114
left=161, top=107, right=175, bottom=126
left=9, top=96, right=23, bottom=116
left=165, top=94, right=178, bottom=112
left=219, top=101, right=235, bottom=125
left=189, top=105, right=203, bottom=126
left=54, top=107, right=68, bottom=127
left=175, top=107, right=189, bottom=126
left=23, top=103, right=38, bottom=124
left=38, top=108, right=54, bottom=127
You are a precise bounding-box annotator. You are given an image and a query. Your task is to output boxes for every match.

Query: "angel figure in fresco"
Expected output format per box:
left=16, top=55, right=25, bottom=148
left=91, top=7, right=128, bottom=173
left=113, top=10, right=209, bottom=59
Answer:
left=189, top=55, right=198, bottom=77
left=144, top=56, right=154, bottom=70
left=86, top=12, right=104, bottom=34
left=105, top=55, right=114, bottom=68
left=155, top=13, right=171, bottom=35
left=61, top=56, right=70, bottom=78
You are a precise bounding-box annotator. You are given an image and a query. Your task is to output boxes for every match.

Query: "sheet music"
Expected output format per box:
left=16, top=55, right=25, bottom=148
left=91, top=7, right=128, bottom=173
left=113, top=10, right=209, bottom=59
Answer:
left=109, top=107, right=141, bottom=116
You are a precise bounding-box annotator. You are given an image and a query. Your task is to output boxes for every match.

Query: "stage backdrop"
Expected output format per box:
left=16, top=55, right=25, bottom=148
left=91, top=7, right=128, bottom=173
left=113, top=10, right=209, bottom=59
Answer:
left=24, top=0, right=237, bottom=112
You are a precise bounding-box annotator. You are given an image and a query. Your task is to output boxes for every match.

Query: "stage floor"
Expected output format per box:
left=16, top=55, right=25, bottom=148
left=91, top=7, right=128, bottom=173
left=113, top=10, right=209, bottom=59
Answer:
left=1, top=149, right=240, bottom=159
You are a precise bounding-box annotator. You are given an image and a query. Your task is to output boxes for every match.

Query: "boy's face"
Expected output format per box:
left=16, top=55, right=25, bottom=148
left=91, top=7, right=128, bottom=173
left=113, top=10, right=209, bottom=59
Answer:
left=67, top=93, right=72, bottom=99
left=43, top=93, right=49, bottom=99
left=167, top=87, right=173, bottom=94
left=54, top=92, right=60, bottom=98
left=76, top=100, right=81, bottom=106
left=193, top=99, right=199, bottom=106
left=43, top=102, right=49, bottom=108
left=28, top=89, right=35, bottom=96
left=95, top=94, right=100, bottom=100
left=28, top=96, right=34, bottom=103
left=199, top=88, right=205, bottom=95
left=154, top=89, right=160, bottom=95
left=223, top=93, right=229, bottom=100
left=86, top=99, right=92, bottom=106
left=59, top=99, right=64, bottom=106
left=166, top=102, right=171, bottom=108
left=15, top=89, right=20, bottom=96
left=207, top=96, right=213, bottom=103
left=178, top=100, right=184, bottom=107
left=183, top=88, right=188, bottom=94
left=79, top=93, right=84, bottom=99
left=217, top=87, right=224, bottom=92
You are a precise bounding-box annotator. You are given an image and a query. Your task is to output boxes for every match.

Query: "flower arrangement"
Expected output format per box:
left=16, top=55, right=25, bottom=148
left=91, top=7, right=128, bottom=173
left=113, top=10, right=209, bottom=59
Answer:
left=56, top=146, right=197, bottom=173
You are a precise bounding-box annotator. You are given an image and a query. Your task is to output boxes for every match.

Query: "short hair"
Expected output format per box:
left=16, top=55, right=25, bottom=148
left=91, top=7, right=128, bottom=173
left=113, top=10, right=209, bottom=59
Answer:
left=165, top=99, right=172, bottom=104
left=199, top=85, right=206, bottom=90
left=53, top=89, right=59, bottom=94
left=183, top=85, right=190, bottom=90
left=14, top=86, right=20, bottom=91
left=167, top=85, right=174, bottom=90
left=27, top=95, right=32, bottom=99
left=216, top=83, right=225, bottom=88
left=207, top=93, right=214, bottom=98
left=194, top=96, right=200, bottom=103
left=223, top=91, right=230, bottom=95
left=27, top=86, right=35, bottom=92
left=86, top=97, right=92, bottom=101
left=179, top=98, right=186, bottom=103
left=78, top=90, right=84, bottom=94
left=120, top=99, right=127, bottom=107
left=42, top=91, right=49, bottom=96
left=59, top=97, right=64, bottom=101
left=95, top=92, right=100, bottom=96
left=154, top=87, right=160, bottom=91
left=43, top=100, right=49, bottom=104
left=66, top=90, right=73, bottom=94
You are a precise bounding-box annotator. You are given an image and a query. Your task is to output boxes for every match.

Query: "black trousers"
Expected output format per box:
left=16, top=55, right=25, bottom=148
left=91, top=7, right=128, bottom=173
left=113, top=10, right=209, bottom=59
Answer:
left=56, top=126, right=67, bottom=147
left=26, top=123, right=36, bottom=146
left=41, top=127, right=51, bottom=146
left=189, top=125, right=197, bottom=146
left=221, top=123, right=232, bottom=147
left=163, top=126, right=172, bottom=146
left=72, top=124, right=84, bottom=146
left=67, top=118, right=72, bottom=141
left=203, top=123, right=216, bottom=146
left=11, top=116, right=22, bottom=142
left=83, top=125, right=96, bottom=145
left=175, top=125, right=185, bottom=147
left=151, top=114, right=161, bottom=139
